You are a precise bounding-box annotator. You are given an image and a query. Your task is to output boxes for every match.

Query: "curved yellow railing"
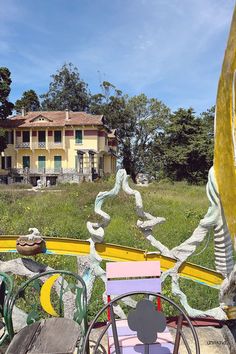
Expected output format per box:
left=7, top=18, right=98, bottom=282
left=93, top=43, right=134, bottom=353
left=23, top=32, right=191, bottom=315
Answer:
left=0, top=236, right=224, bottom=288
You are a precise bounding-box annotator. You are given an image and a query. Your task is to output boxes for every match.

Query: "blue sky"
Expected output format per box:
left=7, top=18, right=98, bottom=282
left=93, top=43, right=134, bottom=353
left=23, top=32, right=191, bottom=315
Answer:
left=0, top=0, right=235, bottom=114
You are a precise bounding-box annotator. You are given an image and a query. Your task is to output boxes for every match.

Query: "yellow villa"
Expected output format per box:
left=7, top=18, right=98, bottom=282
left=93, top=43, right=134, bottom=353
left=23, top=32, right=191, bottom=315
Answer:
left=0, top=109, right=117, bottom=185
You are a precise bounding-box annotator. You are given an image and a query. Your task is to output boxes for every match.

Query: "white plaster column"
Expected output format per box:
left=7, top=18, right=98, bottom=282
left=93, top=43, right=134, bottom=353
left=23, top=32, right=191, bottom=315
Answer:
left=30, top=129, right=32, bottom=150
left=46, top=128, right=48, bottom=150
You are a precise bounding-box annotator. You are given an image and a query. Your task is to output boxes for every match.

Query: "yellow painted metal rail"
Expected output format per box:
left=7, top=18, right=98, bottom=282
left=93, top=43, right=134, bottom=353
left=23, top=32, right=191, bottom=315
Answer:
left=0, top=236, right=224, bottom=288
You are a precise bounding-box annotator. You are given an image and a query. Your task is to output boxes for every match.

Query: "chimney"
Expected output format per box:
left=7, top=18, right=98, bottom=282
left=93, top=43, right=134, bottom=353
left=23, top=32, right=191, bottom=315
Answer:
left=65, top=108, right=70, bottom=120
left=21, top=107, right=26, bottom=117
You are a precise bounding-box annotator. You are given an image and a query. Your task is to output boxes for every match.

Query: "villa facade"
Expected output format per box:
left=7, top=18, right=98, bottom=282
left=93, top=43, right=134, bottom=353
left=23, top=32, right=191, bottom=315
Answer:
left=0, top=110, right=117, bottom=185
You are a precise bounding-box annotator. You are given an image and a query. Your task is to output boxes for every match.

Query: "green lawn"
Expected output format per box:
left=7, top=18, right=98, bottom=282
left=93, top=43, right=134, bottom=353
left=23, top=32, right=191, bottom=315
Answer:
left=0, top=178, right=220, bottom=317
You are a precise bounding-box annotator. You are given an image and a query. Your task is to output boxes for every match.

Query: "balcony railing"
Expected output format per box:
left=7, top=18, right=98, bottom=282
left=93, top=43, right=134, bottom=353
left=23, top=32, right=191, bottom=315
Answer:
left=15, top=142, right=30, bottom=149
left=15, top=142, right=64, bottom=150
left=11, top=168, right=79, bottom=175
left=47, top=142, right=63, bottom=149
left=34, top=142, right=46, bottom=149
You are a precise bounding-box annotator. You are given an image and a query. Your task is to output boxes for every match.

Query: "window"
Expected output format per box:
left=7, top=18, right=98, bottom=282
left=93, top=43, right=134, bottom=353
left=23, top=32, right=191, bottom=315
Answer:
left=99, top=156, right=104, bottom=170
left=54, top=131, right=62, bottom=143
left=78, top=153, right=83, bottom=173
left=89, top=153, right=95, bottom=171
left=23, top=131, right=30, bottom=143
left=38, top=131, right=46, bottom=148
left=6, top=156, right=11, bottom=169
left=75, top=130, right=82, bottom=144
left=54, top=156, right=62, bottom=171
left=38, top=131, right=46, bottom=142
left=1, top=157, right=5, bottom=169
left=38, top=156, right=46, bottom=170
left=23, top=156, right=30, bottom=169
left=1, top=156, right=12, bottom=170
left=31, top=115, right=50, bottom=123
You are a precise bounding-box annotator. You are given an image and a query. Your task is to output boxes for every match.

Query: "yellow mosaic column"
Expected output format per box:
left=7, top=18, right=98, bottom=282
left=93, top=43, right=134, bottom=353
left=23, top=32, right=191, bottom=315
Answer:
left=214, top=6, right=236, bottom=242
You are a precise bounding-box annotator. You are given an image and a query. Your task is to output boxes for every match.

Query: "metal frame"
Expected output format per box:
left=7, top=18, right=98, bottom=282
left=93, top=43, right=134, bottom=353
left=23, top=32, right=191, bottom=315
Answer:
left=82, top=291, right=200, bottom=354
left=6, top=270, right=88, bottom=344
left=0, top=272, right=14, bottom=344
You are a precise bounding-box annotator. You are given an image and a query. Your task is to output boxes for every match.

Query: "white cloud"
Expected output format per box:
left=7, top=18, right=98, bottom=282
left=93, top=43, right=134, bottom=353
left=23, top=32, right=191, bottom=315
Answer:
left=71, top=0, right=234, bottom=90
left=2, top=0, right=236, bottom=112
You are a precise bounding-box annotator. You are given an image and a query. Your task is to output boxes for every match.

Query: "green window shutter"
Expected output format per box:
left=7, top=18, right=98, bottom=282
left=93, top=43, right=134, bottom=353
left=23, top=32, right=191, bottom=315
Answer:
left=75, top=130, right=82, bottom=144
left=23, top=156, right=30, bottom=168
left=54, top=131, right=62, bottom=143
left=54, top=156, right=62, bottom=170
left=38, top=156, right=46, bottom=170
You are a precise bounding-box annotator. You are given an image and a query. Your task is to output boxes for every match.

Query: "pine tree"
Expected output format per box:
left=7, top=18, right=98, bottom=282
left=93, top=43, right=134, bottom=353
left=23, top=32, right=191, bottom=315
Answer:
left=0, top=67, right=14, bottom=119
left=15, top=90, right=40, bottom=113
left=41, top=63, right=90, bottom=111
left=0, top=67, right=14, bottom=152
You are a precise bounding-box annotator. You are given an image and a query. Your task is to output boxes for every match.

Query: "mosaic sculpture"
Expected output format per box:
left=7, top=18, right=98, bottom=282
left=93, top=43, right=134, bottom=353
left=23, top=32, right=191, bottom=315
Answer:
left=84, top=169, right=230, bottom=319
left=84, top=6, right=236, bottom=320
left=1, top=4, right=236, bottom=330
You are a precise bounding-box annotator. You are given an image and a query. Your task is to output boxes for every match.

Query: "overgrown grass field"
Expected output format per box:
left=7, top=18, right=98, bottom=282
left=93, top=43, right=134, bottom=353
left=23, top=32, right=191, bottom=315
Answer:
left=0, top=178, right=220, bottom=317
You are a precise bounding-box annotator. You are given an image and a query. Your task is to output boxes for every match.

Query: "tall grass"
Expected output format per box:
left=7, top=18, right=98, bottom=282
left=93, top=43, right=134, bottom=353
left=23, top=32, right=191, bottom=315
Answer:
left=0, top=178, right=220, bottom=316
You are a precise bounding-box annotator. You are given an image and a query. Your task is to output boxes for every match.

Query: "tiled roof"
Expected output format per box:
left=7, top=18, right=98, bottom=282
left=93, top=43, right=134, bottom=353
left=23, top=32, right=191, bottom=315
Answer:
left=0, top=117, right=25, bottom=128
left=0, top=111, right=104, bottom=128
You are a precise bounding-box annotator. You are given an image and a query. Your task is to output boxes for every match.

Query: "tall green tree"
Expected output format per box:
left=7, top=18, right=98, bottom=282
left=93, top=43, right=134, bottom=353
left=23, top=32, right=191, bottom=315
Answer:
left=200, top=105, right=215, bottom=163
left=0, top=67, right=14, bottom=119
left=41, top=63, right=90, bottom=111
left=90, top=82, right=170, bottom=180
left=160, top=107, right=213, bottom=183
left=0, top=128, right=7, bottom=155
left=124, top=94, right=170, bottom=178
left=15, top=89, right=40, bottom=113
left=0, top=67, right=14, bottom=152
